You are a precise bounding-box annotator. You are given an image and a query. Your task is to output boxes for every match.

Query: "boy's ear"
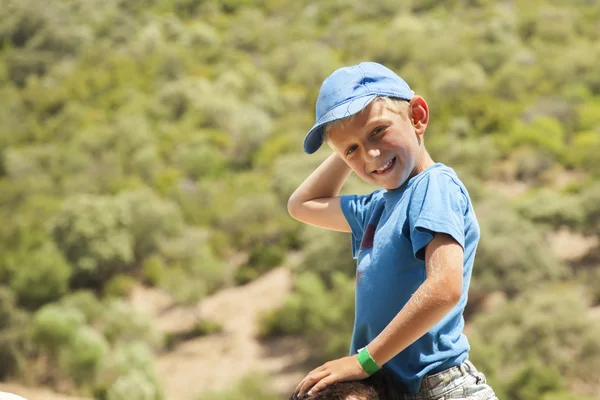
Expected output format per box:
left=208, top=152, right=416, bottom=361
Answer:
left=408, top=96, right=429, bottom=132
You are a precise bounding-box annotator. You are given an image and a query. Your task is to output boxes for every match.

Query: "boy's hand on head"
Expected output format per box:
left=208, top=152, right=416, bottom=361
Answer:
left=295, top=355, right=368, bottom=398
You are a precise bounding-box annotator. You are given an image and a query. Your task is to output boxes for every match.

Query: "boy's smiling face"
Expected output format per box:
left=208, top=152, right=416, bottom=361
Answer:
left=327, top=96, right=430, bottom=190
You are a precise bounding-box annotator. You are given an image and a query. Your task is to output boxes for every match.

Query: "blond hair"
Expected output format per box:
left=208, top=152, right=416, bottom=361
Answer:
left=322, top=97, right=410, bottom=143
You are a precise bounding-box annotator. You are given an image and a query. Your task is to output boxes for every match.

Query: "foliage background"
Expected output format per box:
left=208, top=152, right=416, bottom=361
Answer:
left=1, top=0, right=600, bottom=399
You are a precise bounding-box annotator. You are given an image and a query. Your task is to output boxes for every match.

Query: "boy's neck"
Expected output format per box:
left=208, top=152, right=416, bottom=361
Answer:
left=410, top=148, right=435, bottom=181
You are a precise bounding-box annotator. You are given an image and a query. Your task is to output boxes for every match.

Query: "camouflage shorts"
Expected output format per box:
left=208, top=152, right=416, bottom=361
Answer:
left=399, top=360, right=498, bottom=400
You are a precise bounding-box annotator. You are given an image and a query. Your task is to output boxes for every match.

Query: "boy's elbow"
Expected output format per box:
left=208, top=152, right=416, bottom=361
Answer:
left=447, top=286, right=462, bottom=305
left=441, top=280, right=462, bottom=306
left=430, top=276, right=462, bottom=307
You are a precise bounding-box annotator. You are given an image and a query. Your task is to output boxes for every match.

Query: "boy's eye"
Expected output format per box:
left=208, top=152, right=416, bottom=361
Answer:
left=371, top=126, right=385, bottom=137
left=345, top=145, right=357, bottom=156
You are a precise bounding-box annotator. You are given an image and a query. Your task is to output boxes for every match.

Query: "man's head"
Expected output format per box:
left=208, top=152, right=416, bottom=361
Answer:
left=303, top=62, right=430, bottom=191
left=289, top=370, right=401, bottom=400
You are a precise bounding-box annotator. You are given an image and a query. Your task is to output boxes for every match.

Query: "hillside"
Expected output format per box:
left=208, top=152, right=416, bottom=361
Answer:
left=1, top=0, right=600, bottom=399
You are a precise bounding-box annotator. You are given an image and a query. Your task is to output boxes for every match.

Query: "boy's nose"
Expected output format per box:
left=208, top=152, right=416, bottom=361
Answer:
left=366, top=148, right=380, bottom=161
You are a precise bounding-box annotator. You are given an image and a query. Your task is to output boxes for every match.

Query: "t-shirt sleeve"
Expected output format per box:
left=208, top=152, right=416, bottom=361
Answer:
left=408, top=171, right=467, bottom=261
left=340, top=190, right=382, bottom=259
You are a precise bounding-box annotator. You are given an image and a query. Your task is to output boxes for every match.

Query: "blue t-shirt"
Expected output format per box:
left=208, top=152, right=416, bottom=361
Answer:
left=340, top=163, right=480, bottom=394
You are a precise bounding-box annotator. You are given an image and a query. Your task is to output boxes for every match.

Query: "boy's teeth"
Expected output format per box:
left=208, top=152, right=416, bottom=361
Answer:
left=376, top=159, right=392, bottom=172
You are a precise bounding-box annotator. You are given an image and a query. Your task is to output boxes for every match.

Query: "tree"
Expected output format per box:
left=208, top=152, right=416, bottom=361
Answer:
left=116, top=188, right=184, bottom=262
left=470, top=285, right=600, bottom=397
left=259, top=271, right=355, bottom=362
left=0, top=286, right=29, bottom=379
left=50, top=194, right=134, bottom=287
left=4, top=240, right=72, bottom=309
left=472, top=195, right=567, bottom=297
left=97, top=341, right=164, bottom=400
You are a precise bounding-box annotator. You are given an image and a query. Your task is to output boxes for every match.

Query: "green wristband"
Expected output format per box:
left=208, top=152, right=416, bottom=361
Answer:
left=357, top=347, right=381, bottom=375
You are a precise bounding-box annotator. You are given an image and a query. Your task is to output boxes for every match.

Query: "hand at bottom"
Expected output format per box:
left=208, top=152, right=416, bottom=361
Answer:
left=295, top=355, right=368, bottom=397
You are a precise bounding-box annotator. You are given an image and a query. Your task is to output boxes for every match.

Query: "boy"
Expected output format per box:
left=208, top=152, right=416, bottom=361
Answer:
left=288, top=62, right=497, bottom=399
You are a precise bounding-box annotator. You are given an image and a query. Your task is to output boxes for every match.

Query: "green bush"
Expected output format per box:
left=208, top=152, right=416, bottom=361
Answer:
left=214, top=192, right=295, bottom=251
left=142, top=255, right=167, bottom=287
left=158, top=229, right=228, bottom=299
left=171, top=141, right=228, bottom=180
left=195, top=374, right=278, bottom=400
left=499, top=116, right=565, bottom=156
left=0, top=286, right=30, bottom=379
left=97, top=341, right=164, bottom=400
left=470, top=286, right=600, bottom=395
left=103, top=274, right=137, bottom=299
left=164, top=320, right=222, bottom=350
left=428, top=134, right=500, bottom=181
left=295, top=227, right=357, bottom=286
left=473, top=196, right=567, bottom=297
left=579, top=182, right=600, bottom=236
left=58, top=325, right=108, bottom=387
left=160, top=266, right=206, bottom=306
left=32, top=304, right=85, bottom=355
left=235, top=245, right=286, bottom=285
left=50, top=194, right=134, bottom=287
left=515, top=188, right=585, bottom=230
left=59, top=290, right=104, bottom=324
left=259, top=271, right=355, bottom=361
left=116, top=188, right=184, bottom=261
left=99, top=300, right=162, bottom=349
left=4, top=240, right=72, bottom=309
left=506, top=360, right=566, bottom=400
left=105, top=370, right=163, bottom=400
left=566, top=131, right=600, bottom=174
left=576, top=267, right=600, bottom=305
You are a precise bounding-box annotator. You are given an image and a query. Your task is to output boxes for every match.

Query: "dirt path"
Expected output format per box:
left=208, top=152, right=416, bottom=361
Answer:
left=0, top=255, right=306, bottom=400
left=153, top=253, right=309, bottom=400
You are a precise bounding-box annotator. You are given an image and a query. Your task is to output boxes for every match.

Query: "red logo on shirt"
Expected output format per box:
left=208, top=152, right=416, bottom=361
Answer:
left=360, top=223, right=376, bottom=249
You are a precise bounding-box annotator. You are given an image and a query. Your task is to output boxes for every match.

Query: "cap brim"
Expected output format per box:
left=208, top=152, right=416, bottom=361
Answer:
left=303, top=94, right=378, bottom=154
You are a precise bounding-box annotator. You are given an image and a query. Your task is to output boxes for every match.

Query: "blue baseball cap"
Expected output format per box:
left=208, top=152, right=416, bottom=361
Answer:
left=303, top=62, right=414, bottom=154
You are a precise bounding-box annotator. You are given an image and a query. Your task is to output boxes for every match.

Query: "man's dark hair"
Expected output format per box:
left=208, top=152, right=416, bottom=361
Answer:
left=289, top=370, right=401, bottom=400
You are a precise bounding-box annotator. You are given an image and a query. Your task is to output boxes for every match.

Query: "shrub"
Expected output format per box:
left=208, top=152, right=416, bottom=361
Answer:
left=515, top=188, right=584, bottom=230
left=195, top=374, right=278, bottom=400
left=473, top=196, right=567, bottom=297
left=164, top=320, right=222, bottom=351
left=105, top=370, right=162, bottom=400
left=235, top=245, right=285, bottom=285
left=259, top=271, right=355, bottom=361
left=576, top=267, right=600, bottom=306
left=497, top=116, right=566, bottom=157
left=579, top=182, right=600, bottom=236
left=103, top=274, right=137, bottom=299
left=99, top=299, right=162, bottom=349
left=116, top=188, right=184, bottom=262
left=296, top=226, right=362, bottom=286
left=58, top=325, right=109, bottom=387
left=506, top=360, right=566, bottom=400
left=50, top=194, right=134, bottom=287
left=58, top=290, right=104, bottom=324
left=97, top=341, right=164, bottom=400
left=566, top=131, right=600, bottom=174
left=470, top=285, right=600, bottom=395
left=4, top=240, right=72, bottom=309
left=0, top=286, right=30, bottom=379
left=32, top=304, right=85, bottom=355
left=158, top=228, right=228, bottom=299
left=142, top=255, right=167, bottom=287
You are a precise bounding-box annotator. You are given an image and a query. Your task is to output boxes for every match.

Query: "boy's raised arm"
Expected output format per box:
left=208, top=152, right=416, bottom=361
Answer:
left=287, top=152, right=352, bottom=232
